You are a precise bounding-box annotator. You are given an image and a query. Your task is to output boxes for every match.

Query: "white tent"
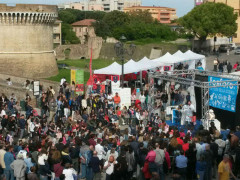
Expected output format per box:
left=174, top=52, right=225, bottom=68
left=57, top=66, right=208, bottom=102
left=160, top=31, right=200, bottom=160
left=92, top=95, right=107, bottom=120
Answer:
left=136, top=57, right=154, bottom=71
left=184, top=50, right=206, bottom=69
left=173, top=50, right=185, bottom=59
left=172, top=50, right=195, bottom=69
left=124, top=59, right=139, bottom=74
left=94, top=62, right=122, bottom=75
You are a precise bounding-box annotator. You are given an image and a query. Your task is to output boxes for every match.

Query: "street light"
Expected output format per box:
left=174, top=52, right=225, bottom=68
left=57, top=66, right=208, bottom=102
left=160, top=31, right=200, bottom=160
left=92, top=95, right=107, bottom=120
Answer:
left=114, top=35, right=136, bottom=87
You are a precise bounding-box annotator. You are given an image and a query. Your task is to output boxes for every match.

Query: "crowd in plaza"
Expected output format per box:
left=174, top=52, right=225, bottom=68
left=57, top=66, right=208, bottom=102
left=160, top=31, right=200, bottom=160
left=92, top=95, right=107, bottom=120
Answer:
left=0, top=76, right=239, bottom=180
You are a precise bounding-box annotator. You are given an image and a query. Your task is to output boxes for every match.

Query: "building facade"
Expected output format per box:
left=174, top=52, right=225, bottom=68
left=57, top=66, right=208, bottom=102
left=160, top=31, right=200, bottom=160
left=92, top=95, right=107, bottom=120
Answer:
left=195, top=0, right=204, bottom=6
left=0, top=4, right=58, bottom=78
left=59, top=0, right=141, bottom=12
left=124, top=6, right=177, bottom=24
left=72, top=19, right=96, bottom=44
left=53, top=20, right=62, bottom=46
left=203, top=0, right=240, bottom=43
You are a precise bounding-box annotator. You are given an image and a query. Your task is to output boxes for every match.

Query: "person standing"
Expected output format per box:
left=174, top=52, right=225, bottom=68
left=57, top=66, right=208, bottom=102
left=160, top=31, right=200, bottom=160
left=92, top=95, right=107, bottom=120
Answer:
left=203, top=144, right=213, bottom=180
left=0, top=145, right=6, bottom=175
left=213, top=58, right=218, bottom=71
left=4, top=146, right=14, bottom=180
left=89, top=151, right=101, bottom=180
left=104, top=156, right=117, bottom=180
left=227, top=62, right=233, bottom=73
left=10, top=154, right=27, bottom=180
left=139, top=92, right=146, bottom=110
left=175, top=150, right=187, bottom=179
left=95, top=139, right=105, bottom=168
left=154, top=143, right=165, bottom=180
left=113, top=93, right=121, bottom=109
left=18, top=115, right=25, bottom=139
left=218, top=154, right=237, bottom=180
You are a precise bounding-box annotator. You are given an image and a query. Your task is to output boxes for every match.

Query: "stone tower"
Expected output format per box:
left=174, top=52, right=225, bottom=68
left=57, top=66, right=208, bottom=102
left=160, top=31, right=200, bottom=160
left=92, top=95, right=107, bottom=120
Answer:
left=0, top=4, right=59, bottom=78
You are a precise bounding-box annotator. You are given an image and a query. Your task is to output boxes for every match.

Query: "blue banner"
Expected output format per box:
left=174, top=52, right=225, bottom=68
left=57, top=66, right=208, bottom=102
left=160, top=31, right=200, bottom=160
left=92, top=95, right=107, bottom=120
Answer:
left=208, top=76, right=238, bottom=112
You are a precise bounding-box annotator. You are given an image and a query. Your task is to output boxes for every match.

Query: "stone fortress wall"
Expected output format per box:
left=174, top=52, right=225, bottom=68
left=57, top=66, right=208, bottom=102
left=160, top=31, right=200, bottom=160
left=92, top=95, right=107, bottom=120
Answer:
left=0, top=4, right=59, bottom=78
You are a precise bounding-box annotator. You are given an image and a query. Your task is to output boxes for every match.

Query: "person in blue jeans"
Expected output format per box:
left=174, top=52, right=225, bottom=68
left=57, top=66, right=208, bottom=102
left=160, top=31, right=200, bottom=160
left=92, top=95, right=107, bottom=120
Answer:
left=4, top=145, right=14, bottom=180
left=196, top=155, right=206, bottom=180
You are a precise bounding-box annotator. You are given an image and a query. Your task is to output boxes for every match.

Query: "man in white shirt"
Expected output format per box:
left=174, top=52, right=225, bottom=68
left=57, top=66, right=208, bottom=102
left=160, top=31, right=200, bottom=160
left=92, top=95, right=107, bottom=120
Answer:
left=60, top=77, right=66, bottom=86
left=29, top=120, right=35, bottom=137
left=95, top=139, right=106, bottom=166
left=107, top=93, right=113, bottom=108
left=185, top=101, right=195, bottom=125
left=104, top=156, right=117, bottom=179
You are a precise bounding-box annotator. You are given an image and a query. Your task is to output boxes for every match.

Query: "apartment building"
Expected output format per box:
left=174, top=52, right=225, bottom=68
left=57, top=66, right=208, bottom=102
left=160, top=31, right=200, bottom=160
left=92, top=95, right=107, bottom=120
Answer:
left=59, top=0, right=141, bottom=12
left=195, top=0, right=204, bottom=6
left=124, top=6, right=177, bottom=24
left=53, top=20, right=62, bottom=46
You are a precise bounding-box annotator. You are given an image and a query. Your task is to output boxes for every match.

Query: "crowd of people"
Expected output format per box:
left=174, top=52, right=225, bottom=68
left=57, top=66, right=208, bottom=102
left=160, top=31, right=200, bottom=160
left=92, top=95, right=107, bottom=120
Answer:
left=213, top=59, right=234, bottom=73
left=0, top=77, right=239, bottom=180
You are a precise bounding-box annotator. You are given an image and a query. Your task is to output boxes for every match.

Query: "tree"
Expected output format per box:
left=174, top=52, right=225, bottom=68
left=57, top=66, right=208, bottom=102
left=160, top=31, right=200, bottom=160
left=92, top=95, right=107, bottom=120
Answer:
left=58, top=10, right=77, bottom=24
left=62, top=23, right=80, bottom=44
left=178, top=2, right=237, bottom=41
left=102, top=10, right=130, bottom=31
left=92, top=20, right=111, bottom=39
left=127, top=10, right=154, bottom=24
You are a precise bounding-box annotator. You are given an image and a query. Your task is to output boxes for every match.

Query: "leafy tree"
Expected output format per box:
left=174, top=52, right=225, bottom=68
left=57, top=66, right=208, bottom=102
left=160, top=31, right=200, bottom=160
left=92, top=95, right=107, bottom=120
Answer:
left=178, top=2, right=237, bottom=41
left=102, top=10, right=130, bottom=31
left=58, top=10, right=76, bottom=24
left=127, top=10, right=154, bottom=24
left=62, top=23, right=80, bottom=44
left=92, top=20, right=111, bottom=39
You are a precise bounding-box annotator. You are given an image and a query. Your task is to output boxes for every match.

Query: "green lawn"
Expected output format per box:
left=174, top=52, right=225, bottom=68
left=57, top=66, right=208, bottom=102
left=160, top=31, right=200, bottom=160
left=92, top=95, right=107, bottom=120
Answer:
left=57, top=59, right=114, bottom=70
left=46, top=59, right=113, bottom=84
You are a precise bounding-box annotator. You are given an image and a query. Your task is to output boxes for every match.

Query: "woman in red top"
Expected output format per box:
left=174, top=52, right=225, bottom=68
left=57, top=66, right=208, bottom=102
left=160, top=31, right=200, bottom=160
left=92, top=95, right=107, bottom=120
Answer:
left=182, top=138, right=189, bottom=153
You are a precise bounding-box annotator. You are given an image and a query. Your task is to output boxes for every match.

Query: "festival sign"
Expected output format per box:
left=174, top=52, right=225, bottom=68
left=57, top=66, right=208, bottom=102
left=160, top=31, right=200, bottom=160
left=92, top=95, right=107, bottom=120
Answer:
left=76, top=69, right=84, bottom=94
left=111, top=75, right=120, bottom=94
left=70, top=69, right=76, bottom=85
left=71, top=69, right=84, bottom=94
left=208, top=76, right=238, bottom=112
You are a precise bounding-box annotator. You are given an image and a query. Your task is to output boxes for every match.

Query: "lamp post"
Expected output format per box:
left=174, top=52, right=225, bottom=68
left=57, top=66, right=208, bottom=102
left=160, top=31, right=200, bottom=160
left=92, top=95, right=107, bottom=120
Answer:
left=114, top=35, right=136, bottom=88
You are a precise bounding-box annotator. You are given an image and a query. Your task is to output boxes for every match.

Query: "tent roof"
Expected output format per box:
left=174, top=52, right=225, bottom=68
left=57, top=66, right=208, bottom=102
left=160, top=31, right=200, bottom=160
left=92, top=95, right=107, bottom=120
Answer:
left=94, top=62, right=122, bottom=75
left=184, top=50, right=205, bottom=60
left=173, top=50, right=185, bottom=58
left=124, top=59, right=139, bottom=74
left=152, top=52, right=184, bottom=64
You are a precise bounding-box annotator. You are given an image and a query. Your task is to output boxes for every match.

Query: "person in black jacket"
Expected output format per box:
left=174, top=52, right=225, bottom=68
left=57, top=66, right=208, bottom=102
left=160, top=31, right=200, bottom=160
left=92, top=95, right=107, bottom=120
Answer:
left=18, top=114, right=26, bottom=139
left=61, top=147, right=72, bottom=166
left=8, top=116, right=16, bottom=137
left=39, top=162, right=51, bottom=180
left=69, top=138, right=80, bottom=173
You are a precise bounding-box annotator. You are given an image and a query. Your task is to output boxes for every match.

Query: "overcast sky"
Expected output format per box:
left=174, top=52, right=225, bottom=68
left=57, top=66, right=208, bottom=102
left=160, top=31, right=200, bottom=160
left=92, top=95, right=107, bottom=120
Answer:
left=1, top=0, right=194, bottom=17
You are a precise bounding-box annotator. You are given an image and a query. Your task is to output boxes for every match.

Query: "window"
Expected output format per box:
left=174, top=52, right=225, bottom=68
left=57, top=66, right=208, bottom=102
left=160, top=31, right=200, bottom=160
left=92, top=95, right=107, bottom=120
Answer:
left=234, top=33, right=237, bottom=38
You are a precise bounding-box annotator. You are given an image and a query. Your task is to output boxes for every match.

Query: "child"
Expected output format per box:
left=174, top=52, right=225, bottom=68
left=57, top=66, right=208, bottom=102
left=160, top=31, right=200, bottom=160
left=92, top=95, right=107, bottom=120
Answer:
left=62, top=163, right=77, bottom=180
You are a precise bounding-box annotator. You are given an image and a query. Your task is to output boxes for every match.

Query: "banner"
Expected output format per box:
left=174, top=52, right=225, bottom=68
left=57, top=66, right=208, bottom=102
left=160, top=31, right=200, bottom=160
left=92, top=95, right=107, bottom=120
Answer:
left=119, top=88, right=131, bottom=108
left=75, top=69, right=84, bottom=94
left=208, top=76, right=238, bottom=112
left=111, top=87, right=131, bottom=109
left=71, top=69, right=76, bottom=84
left=111, top=75, right=120, bottom=94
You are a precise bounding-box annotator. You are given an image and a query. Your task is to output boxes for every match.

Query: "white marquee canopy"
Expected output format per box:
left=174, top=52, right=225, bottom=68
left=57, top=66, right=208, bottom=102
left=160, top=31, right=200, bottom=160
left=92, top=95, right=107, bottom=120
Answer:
left=93, top=50, right=206, bottom=75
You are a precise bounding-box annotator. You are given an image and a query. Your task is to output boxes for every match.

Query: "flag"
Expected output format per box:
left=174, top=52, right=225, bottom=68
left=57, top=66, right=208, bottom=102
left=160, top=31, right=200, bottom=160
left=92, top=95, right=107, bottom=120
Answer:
left=87, top=46, right=93, bottom=86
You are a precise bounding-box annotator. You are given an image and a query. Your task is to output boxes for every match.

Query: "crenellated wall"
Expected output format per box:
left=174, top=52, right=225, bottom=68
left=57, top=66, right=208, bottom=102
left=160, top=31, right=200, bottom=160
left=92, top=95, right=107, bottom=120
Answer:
left=0, top=12, right=57, bottom=24
left=0, top=4, right=59, bottom=78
